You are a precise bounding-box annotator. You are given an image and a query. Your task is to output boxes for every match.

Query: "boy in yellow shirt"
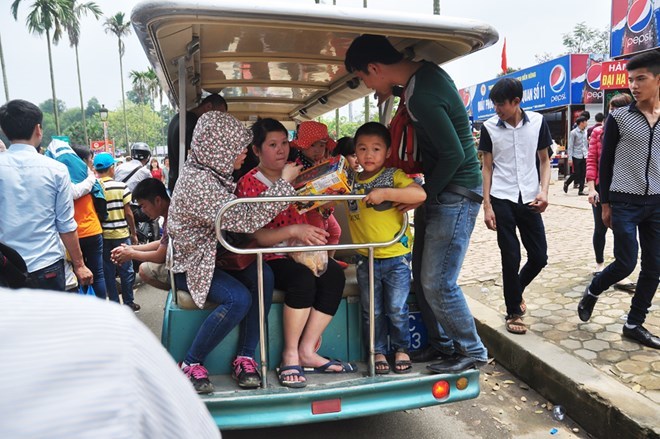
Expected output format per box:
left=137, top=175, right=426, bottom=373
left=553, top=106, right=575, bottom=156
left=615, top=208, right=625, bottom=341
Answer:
left=347, top=122, right=426, bottom=374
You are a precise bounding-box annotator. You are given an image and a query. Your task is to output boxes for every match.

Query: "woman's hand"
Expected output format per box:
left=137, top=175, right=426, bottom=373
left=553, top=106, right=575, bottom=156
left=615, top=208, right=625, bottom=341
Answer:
left=282, top=163, right=303, bottom=183
left=290, top=224, right=329, bottom=246
left=588, top=189, right=600, bottom=206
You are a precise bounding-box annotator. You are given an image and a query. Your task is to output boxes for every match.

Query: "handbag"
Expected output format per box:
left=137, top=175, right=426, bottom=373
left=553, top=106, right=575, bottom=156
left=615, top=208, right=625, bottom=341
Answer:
left=78, top=285, right=96, bottom=297
left=215, top=232, right=258, bottom=271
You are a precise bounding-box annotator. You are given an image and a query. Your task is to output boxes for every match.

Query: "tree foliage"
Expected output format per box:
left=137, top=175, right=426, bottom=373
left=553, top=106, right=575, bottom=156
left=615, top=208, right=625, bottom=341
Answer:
left=534, top=22, right=609, bottom=62
left=497, top=67, right=520, bottom=77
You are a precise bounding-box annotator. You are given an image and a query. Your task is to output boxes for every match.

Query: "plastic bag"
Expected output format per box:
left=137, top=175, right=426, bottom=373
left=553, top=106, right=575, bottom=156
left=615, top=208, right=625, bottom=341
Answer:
left=288, top=239, right=328, bottom=277
left=78, top=285, right=96, bottom=297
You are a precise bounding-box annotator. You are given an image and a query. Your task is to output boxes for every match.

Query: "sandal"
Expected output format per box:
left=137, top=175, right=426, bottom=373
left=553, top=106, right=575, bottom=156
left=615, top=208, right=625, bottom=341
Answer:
left=375, top=354, right=390, bottom=375
left=277, top=365, right=306, bottom=388
left=505, top=315, right=527, bottom=335
left=393, top=349, right=412, bottom=374
left=519, top=299, right=527, bottom=316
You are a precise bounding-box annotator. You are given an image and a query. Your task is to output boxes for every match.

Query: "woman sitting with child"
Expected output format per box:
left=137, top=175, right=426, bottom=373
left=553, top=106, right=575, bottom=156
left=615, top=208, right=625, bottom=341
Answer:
left=236, top=118, right=356, bottom=388
left=168, top=111, right=300, bottom=393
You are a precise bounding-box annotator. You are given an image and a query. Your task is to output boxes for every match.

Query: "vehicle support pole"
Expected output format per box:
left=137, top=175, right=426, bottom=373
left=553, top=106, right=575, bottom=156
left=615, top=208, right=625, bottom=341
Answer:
left=368, top=247, right=375, bottom=377
left=177, top=56, right=187, bottom=191
left=257, top=252, right=268, bottom=388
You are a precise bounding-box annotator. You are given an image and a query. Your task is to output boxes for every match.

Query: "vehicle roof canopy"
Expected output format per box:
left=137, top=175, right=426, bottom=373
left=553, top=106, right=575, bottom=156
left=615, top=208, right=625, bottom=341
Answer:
left=131, top=0, right=498, bottom=123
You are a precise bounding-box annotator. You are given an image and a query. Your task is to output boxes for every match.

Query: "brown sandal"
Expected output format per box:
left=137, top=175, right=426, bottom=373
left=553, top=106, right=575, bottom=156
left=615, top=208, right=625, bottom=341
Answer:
left=375, top=354, right=390, bottom=375
left=506, top=315, right=527, bottom=334
left=519, top=299, right=527, bottom=316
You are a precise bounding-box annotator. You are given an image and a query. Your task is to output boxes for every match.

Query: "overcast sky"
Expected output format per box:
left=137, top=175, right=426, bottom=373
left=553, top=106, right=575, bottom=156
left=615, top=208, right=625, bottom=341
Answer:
left=0, top=0, right=611, bottom=113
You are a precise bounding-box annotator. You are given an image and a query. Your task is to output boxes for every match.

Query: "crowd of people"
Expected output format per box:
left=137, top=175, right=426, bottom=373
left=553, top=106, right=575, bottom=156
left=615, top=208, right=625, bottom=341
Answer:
left=0, top=39, right=657, bottom=409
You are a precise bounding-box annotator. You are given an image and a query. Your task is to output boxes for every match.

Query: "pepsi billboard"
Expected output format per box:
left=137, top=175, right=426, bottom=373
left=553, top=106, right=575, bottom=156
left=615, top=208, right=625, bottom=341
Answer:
left=472, top=55, right=572, bottom=120
left=611, top=0, right=660, bottom=58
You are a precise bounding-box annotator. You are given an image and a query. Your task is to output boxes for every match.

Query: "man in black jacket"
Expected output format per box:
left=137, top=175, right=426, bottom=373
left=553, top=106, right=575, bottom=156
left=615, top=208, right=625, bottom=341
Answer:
left=578, top=51, right=660, bottom=349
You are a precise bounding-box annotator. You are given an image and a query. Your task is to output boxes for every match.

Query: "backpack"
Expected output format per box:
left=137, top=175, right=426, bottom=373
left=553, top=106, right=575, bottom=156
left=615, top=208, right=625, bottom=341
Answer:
left=386, top=97, right=424, bottom=174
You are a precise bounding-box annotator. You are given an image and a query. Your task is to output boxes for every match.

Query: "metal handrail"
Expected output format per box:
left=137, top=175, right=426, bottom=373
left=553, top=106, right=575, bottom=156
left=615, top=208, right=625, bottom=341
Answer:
left=214, top=194, right=409, bottom=387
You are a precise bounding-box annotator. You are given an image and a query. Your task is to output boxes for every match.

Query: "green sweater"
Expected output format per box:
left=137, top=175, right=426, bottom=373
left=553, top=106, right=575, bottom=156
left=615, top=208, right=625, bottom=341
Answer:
left=404, top=62, right=482, bottom=200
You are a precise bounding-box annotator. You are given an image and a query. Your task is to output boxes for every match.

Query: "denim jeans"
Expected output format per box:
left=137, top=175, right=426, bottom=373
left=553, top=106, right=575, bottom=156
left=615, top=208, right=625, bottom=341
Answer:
left=412, top=204, right=458, bottom=355
left=80, top=234, right=107, bottom=299
left=420, top=186, right=488, bottom=362
left=103, top=237, right=135, bottom=304
left=26, top=259, right=65, bottom=292
left=176, top=261, right=274, bottom=363
left=356, top=253, right=412, bottom=354
left=490, top=195, right=548, bottom=317
left=590, top=202, right=659, bottom=326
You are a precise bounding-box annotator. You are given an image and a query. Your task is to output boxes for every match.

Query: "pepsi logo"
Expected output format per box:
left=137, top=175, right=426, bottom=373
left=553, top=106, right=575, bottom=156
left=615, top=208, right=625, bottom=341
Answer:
left=549, top=65, right=567, bottom=93
left=586, top=63, right=602, bottom=89
left=627, top=0, right=653, bottom=33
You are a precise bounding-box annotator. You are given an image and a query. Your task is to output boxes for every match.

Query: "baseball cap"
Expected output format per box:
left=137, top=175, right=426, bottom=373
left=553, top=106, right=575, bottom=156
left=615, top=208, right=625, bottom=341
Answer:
left=93, top=152, right=117, bottom=170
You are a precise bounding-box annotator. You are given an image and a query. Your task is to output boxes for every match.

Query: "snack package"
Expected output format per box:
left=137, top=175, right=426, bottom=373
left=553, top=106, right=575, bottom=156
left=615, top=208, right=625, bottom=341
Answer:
left=292, top=155, right=354, bottom=214
left=288, top=239, right=328, bottom=277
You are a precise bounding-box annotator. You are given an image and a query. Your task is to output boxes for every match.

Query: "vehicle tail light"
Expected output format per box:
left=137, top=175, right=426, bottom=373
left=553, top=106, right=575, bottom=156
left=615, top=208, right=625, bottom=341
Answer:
left=456, top=377, right=469, bottom=390
left=312, top=398, right=341, bottom=415
left=432, top=380, right=450, bottom=400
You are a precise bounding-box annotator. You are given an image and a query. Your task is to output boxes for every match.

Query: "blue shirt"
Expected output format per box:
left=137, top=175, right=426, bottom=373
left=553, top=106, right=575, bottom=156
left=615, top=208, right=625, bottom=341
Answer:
left=0, top=144, right=78, bottom=272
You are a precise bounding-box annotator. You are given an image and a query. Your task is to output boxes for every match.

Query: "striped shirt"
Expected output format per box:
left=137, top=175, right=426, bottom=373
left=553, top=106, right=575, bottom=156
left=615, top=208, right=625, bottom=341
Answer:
left=0, top=288, right=221, bottom=439
left=99, top=176, right=132, bottom=240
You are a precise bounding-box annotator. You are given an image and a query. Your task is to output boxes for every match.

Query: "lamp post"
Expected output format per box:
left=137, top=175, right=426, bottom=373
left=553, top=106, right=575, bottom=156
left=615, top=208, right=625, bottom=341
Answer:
left=99, top=104, right=110, bottom=155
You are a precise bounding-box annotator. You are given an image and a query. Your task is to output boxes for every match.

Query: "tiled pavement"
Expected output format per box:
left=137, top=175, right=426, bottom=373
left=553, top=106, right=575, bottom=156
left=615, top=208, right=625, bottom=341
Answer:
left=459, top=179, right=660, bottom=405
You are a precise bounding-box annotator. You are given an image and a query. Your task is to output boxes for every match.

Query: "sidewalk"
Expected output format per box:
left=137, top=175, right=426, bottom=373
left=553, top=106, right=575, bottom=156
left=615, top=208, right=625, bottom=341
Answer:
left=460, top=179, right=660, bottom=438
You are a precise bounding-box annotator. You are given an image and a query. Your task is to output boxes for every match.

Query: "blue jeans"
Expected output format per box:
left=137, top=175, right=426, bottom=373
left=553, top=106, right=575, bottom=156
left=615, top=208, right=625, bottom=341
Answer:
left=420, top=186, right=488, bottom=362
left=175, top=261, right=274, bottom=363
left=356, top=253, right=412, bottom=354
left=590, top=202, right=659, bottom=326
left=80, top=234, right=107, bottom=299
left=103, top=238, right=135, bottom=304
left=490, top=195, right=548, bottom=317
left=26, top=259, right=65, bottom=292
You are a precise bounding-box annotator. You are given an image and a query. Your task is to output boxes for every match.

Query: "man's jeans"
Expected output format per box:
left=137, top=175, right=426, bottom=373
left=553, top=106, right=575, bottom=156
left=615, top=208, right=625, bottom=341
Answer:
left=356, top=253, right=412, bottom=354
left=490, top=196, right=548, bottom=317
left=80, top=234, right=107, bottom=299
left=420, top=187, right=488, bottom=362
left=175, top=261, right=275, bottom=363
left=103, top=237, right=135, bottom=304
left=26, top=259, right=65, bottom=292
left=590, top=202, right=660, bottom=326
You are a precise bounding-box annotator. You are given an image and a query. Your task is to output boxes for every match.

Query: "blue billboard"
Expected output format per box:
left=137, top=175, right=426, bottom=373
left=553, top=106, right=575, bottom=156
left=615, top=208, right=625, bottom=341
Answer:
left=472, top=55, right=573, bottom=120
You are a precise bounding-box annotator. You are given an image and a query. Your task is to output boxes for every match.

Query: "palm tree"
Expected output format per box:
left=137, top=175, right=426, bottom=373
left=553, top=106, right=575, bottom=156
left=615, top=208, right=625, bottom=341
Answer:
left=129, top=69, right=148, bottom=135
left=0, top=33, right=9, bottom=101
left=11, top=0, right=74, bottom=135
left=144, top=67, right=165, bottom=143
left=104, top=12, right=131, bottom=149
left=65, top=1, right=102, bottom=146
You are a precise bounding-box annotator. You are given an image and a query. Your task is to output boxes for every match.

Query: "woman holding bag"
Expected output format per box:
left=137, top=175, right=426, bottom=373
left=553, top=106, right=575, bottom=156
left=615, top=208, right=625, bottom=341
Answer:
left=168, top=111, right=301, bottom=393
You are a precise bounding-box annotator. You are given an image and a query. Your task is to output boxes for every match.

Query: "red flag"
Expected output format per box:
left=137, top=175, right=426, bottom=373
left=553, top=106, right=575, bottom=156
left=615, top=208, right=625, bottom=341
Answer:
left=501, top=38, right=507, bottom=73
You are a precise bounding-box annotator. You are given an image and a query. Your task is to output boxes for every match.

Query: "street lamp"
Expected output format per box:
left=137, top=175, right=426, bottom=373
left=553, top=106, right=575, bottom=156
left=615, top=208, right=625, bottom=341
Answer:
left=99, top=105, right=110, bottom=155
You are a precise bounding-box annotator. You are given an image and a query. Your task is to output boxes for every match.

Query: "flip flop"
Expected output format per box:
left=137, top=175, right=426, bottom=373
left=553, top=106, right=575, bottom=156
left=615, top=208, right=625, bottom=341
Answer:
left=277, top=365, right=306, bottom=388
left=375, top=360, right=390, bottom=375
left=505, top=315, right=527, bottom=335
left=303, top=358, right=358, bottom=374
left=519, top=299, right=527, bottom=316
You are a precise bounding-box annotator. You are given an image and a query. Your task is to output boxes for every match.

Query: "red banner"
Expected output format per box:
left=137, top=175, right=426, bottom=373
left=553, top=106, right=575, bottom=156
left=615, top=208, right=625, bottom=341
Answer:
left=600, top=60, right=629, bottom=90
left=90, top=140, right=114, bottom=154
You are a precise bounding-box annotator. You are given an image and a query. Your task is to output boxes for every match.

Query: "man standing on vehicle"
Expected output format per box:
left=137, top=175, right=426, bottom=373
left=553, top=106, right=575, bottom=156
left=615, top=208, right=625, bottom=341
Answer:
left=345, top=35, right=488, bottom=373
left=166, top=94, right=228, bottom=192
left=0, top=99, right=93, bottom=291
left=115, top=142, right=153, bottom=192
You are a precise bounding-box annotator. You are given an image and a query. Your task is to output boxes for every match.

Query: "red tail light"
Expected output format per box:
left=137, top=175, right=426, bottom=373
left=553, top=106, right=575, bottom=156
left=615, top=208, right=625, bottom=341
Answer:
left=432, top=380, right=450, bottom=400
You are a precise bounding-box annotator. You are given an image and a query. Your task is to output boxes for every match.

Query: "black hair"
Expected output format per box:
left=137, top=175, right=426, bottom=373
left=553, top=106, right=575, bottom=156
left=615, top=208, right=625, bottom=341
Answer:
left=133, top=177, right=169, bottom=203
left=626, top=50, right=660, bottom=75
left=354, top=122, right=391, bottom=148
left=594, top=112, right=604, bottom=123
left=332, top=136, right=355, bottom=157
left=579, top=110, right=590, bottom=120
left=345, top=34, right=404, bottom=74
left=575, top=116, right=588, bottom=125
left=0, top=99, right=43, bottom=141
left=251, top=118, right=288, bottom=151
left=71, top=144, right=92, bottom=161
left=200, top=93, right=228, bottom=111
left=489, top=78, right=523, bottom=103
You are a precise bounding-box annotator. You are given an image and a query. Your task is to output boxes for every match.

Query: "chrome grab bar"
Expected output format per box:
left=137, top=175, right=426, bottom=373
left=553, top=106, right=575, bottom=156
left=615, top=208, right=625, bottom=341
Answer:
left=215, top=194, right=409, bottom=387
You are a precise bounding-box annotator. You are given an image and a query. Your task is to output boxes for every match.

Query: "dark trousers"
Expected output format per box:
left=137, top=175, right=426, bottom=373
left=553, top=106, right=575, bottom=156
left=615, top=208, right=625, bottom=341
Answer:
left=491, top=196, right=548, bottom=317
left=26, top=259, right=66, bottom=292
left=592, top=190, right=608, bottom=264
left=565, top=157, right=586, bottom=192
left=590, top=202, right=659, bottom=326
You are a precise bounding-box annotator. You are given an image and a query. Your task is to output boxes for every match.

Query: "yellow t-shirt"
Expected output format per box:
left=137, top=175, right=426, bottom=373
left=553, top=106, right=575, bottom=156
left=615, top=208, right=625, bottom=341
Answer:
left=99, top=176, right=132, bottom=240
left=347, top=167, right=414, bottom=258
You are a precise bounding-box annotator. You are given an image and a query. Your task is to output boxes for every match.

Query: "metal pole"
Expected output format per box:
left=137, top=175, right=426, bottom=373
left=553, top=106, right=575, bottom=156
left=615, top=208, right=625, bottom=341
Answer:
left=177, top=57, right=187, bottom=177
left=368, top=246, right=375, bottom=377
left=257, top=253, right=268, bottom=388
left=103, top=121, right=109, bottom=153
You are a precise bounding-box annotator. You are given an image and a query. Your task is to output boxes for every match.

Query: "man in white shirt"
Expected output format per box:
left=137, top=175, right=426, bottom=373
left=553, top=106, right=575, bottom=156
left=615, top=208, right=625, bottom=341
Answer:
left=479, top=78, right=552, bottom=335
left=563, top=116, right=589, bottom=195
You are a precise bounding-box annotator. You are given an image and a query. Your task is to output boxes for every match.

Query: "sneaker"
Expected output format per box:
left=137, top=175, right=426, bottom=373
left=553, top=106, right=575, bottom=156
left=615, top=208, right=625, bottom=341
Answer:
left=232, top=356, right=262, bottom=389
left=126, top=302, right=141, bottom=313
left=180, top=362, right=214, bottom=394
